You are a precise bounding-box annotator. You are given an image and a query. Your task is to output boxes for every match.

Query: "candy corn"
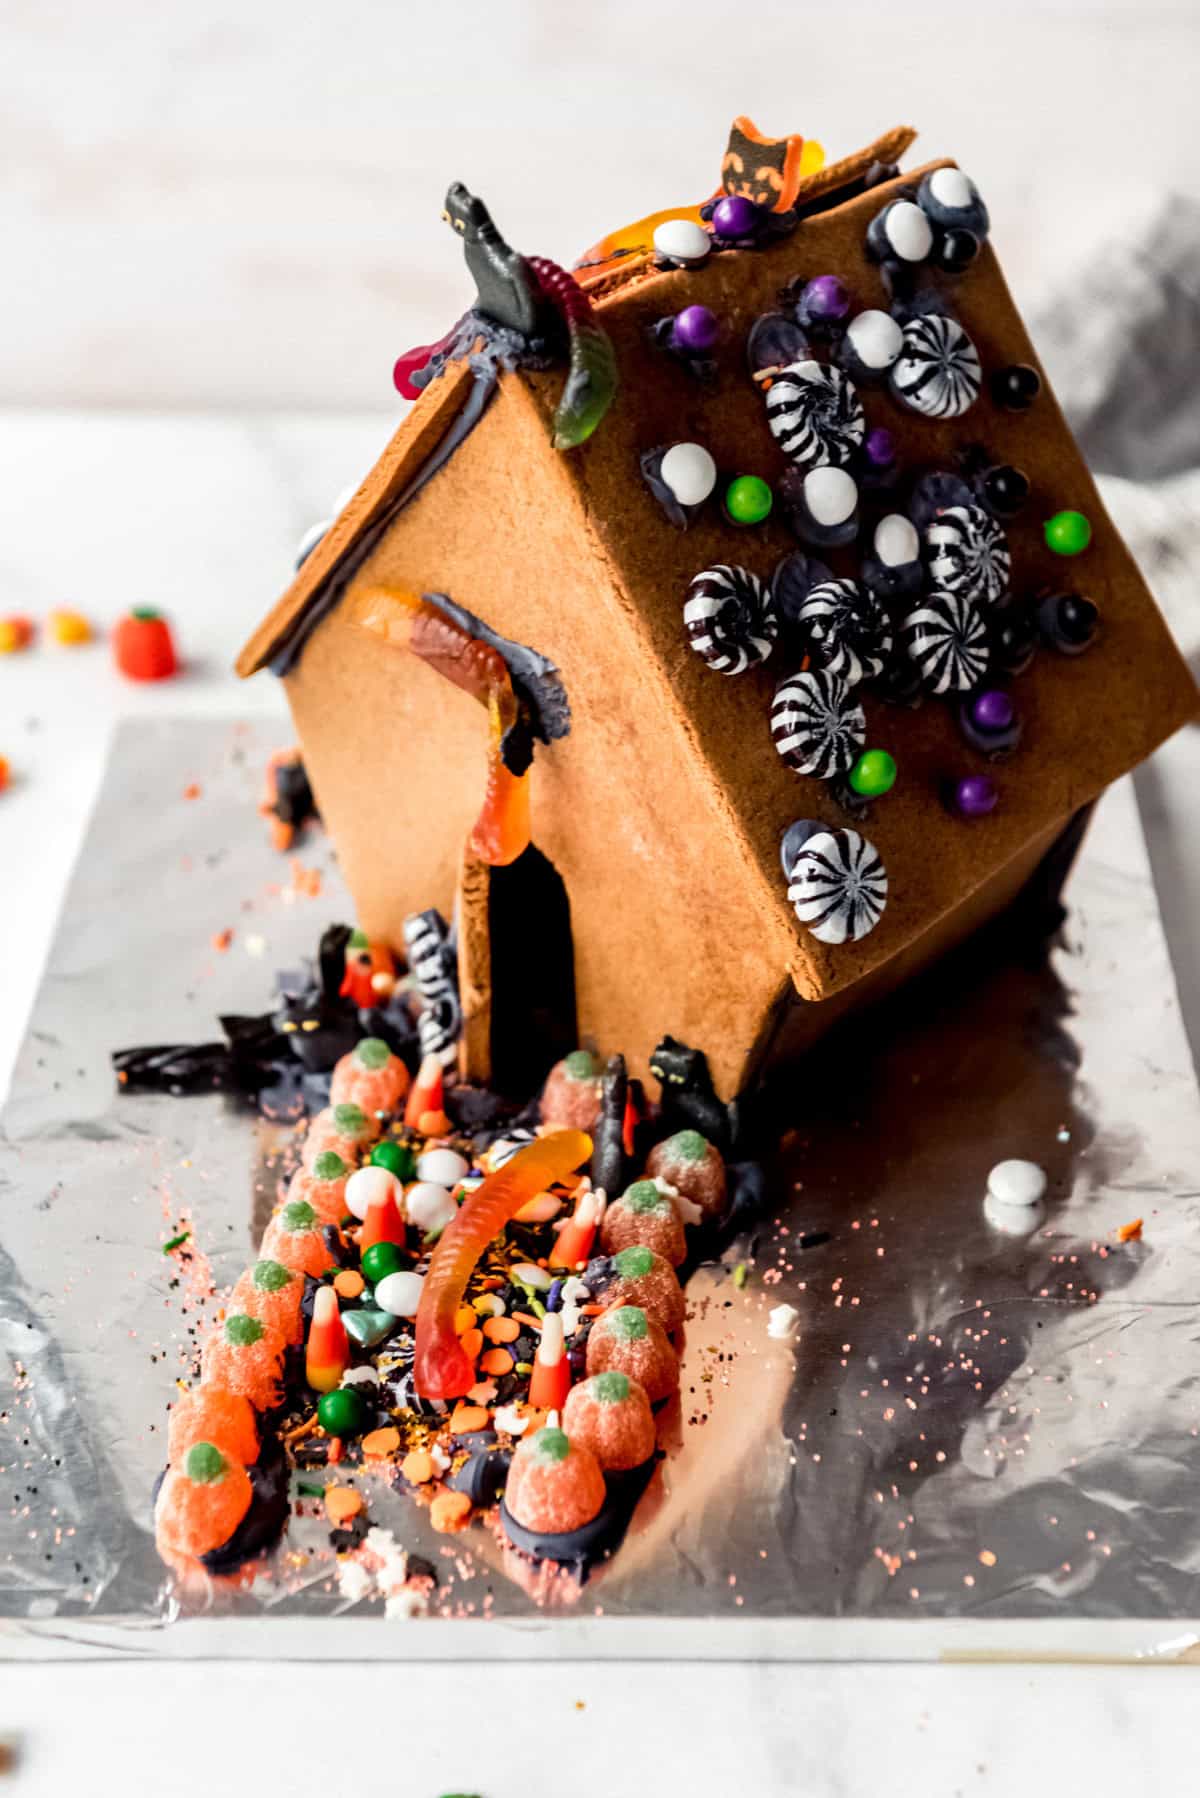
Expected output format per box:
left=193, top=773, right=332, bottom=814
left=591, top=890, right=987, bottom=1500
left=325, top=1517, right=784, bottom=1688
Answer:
left=305, top=1285, right=349, bottom=1393
left=359, top=1181, right=406, bottom=1252
left=404, top=1052, right=444, bottom=1130
left=550, top=1189, right=598, bottom=1270
left=528, top=1311, right=571, bottom=1411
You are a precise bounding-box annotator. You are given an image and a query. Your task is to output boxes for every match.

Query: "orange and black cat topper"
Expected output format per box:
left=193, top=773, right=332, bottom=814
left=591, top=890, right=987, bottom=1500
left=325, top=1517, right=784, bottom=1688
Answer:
left=721, top=116, right=805, bottom=214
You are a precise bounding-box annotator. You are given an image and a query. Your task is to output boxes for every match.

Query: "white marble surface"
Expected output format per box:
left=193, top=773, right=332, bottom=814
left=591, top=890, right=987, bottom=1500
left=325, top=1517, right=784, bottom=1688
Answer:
left=2, top=408, right=1200, bottom=1794
left=4, top=0, right=1200, bottom=412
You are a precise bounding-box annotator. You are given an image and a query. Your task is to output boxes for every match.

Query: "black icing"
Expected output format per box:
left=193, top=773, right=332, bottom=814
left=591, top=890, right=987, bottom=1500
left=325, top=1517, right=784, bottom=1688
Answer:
left=499, top=1456, right=657, bottom=1569
left=422, top=591, right=571, bottom=773
left=198, top=1436, right=291, bottom=1573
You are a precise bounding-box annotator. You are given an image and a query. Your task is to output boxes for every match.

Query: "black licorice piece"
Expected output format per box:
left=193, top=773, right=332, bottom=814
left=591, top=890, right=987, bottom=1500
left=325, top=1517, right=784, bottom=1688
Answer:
left=590, top=1054, right=628, bottom=1198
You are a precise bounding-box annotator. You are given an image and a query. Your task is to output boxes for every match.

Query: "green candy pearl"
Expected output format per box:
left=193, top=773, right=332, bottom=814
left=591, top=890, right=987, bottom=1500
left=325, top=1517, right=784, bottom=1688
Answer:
left=317, top=1387, right=364, bottom=1437
left=1044, top=509, right=1091, bottom=556
left=360, top=1241, right=405, bottom=1286
left=371, top=1140, right=415, bottom=1181
left=725, top=474, right=773, bottom=525
left=848, top=748, right=897, bottom=797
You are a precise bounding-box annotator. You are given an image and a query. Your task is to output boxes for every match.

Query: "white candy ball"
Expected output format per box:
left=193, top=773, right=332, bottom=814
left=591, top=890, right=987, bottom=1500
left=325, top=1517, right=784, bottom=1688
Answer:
left=404, top=1180, right=458, bottom=1236
left=417, top=1147, right=470, bottom=1187
left=986, top=1159, right=1047, bottom=1208
left=983, top=1191, right=1044, bottom=1237
left=660, top=442, right=717, bottom=508
left=804, top=466, right=858, bottom=528
left=929, top=167, right=974, bottom=210
left=884, top=200, right=934, bottom=262
left=374, top=1270, right=425, bottom=1318
left=874, top=513, right=919, bottom=568
left=652, top=218, right=711, bottom=265
left=846, top=309, right=903, bottom=370
left=345, top=1164, right=401, bottom=1222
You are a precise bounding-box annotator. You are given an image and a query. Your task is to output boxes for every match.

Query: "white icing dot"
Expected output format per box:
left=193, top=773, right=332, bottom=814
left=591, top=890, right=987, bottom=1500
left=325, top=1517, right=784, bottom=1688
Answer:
left=374, top=1270, right=425, bottom=1318
left=884, top=200, right=934, bottom=262
left=986, top=1159, right=1047, bottom=1207
left=846, top=309, right=903, bottom=371
left=930, top=168, right=974, bottom=210
left=803, top=466, right=858, bottom=528
left=874, top=513, right=919, bottom=567
left=652, top=218, right=711, bottom=265
left=344, top=1164, right=401, bottom=1221
left=660, top=442, right=717, bottom=507
left=404, top=1180, right=458, bottom=1235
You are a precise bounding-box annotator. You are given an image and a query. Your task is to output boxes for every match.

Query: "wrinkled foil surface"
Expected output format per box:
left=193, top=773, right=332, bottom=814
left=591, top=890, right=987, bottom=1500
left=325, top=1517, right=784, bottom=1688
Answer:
left=3, top=719, right=1199, bottom=1661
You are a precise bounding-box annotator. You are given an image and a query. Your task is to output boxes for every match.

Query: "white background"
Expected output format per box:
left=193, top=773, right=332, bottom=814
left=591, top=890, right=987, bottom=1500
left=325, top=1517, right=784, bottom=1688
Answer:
left=3, top=2, right=1200, bottom=1792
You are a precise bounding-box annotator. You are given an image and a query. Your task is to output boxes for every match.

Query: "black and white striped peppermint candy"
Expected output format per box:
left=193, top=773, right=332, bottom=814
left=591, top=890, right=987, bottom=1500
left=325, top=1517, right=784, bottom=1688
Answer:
left=765, top=359, right=865, bottom=468
left=786, top=827, right=888, bottom=945
left=889, top=313, right=982, bottom=418
left=794, top=578, right=893, bottom=688
left=923, top=503, right=1011, bottom=606
left=769, top=670, right=865, bottom=779
left=901, top=589, right=989, bottom=693
left=684, top=564, right=777, bottom=676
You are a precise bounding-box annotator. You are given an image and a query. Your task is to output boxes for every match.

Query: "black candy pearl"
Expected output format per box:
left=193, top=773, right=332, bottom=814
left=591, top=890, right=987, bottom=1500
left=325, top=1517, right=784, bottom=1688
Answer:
left=988, top=604, right=1039, bottom=677
left=980, top=464, right=1030, bottom=518
left=991, top=364, right=1042, bottom=411
left=1039, top=591, right=1099, bottom=655
left=934, top=227, right=981, bottom=274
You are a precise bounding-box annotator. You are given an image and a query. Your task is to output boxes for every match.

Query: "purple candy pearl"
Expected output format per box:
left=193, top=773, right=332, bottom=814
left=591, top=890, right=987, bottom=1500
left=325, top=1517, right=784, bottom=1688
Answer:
left=865, top=427, right=897, bottom=468
left=954, top=774, right=999, bottom=818
left=713, top=194, right=760, bottom=237
left=803, top=274, right=851, bottom=320
left=671, top=304, right=720, bottom=353
left=971, top=689, right=1015, bottom=734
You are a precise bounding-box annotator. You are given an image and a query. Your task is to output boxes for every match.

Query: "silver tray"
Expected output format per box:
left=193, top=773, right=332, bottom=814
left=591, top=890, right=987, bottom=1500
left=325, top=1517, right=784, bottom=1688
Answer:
left=3, top=718, right=1200, bottom=1662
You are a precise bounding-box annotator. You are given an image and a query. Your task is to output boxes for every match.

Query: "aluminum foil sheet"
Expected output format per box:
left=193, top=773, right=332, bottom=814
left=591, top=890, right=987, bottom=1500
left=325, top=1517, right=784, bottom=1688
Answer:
left=3, top=718, right=1200, bottom=1662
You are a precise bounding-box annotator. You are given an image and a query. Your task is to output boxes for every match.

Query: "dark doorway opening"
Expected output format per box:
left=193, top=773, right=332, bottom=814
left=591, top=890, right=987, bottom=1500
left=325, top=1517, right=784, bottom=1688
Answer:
left=487, top=846, right=577, bottom=1099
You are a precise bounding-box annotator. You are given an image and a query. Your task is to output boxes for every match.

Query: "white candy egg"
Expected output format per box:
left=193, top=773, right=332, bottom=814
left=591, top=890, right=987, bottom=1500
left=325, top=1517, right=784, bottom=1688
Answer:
left=804, top=467, right=858, bottom=528
left=884, top=200, right=934, bottom=262
left=374, top=1270, right=425, bottom=1318
left=986, top=1159, right=1047, bottom=1208
left=660, top=442, right=717, bottom=507
left=652, top=218, right=711, bottom=265
left=404, top=1180, right=458, bottom=1236
left=929, top=167, right=974, bottom=211
left=345, top=1164, right=401, bottom=1221
left=874, top=514, right=919, bottom=568
left=510, top=1261, right=553, bottom=1292
left=417, top=1147, right=470, bottom=1186
left=846, top=309, right=903, bottom=370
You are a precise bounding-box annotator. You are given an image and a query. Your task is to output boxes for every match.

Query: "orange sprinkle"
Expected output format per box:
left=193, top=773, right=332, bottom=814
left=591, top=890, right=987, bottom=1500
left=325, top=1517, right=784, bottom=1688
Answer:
left=430, top=1490, right=473, bottom=1534
left=511, top=1311, right=543, bottom=1333
left=323, top=1484, right=362, bottom=1525
left=580, top=1303, right=606, bottom=1317
left=467, top=1379, right=499, bottom=1405
left=459, top=1327, right=484, bottom=1363
left=479, top=1347, right=513, bottom=1377
left=1117, top=1218, right=1144, bottom=1243
left=401, top=1449, right=435, bottom=1485
left=327, top=1436, right=344, bottom=1465
left=449, top=1403, right=490, bottom=1434
left=362, top=1426, right=401, bottom=1460
left=333, top=1269, right=365, bottom=1300
left=211, top=929, right=234, bottom=952
left=454, top=1304, right=477, bottom=1336
left=482, top=1315, right=520, bottom=1344
left=183, top=783, right=202, bottom=800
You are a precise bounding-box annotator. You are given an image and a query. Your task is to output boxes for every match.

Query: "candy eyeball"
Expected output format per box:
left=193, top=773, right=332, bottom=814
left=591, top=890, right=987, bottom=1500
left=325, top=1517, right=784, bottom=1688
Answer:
left=653, top=218, right=711, bottom=266
left=782, top=465, right=860, bottom=548
left=839, top=309, right=904, bottom=385
left=660, top=442, right=718, bottom=507
left=866, top=198, right=934, bottom=265
left=917, top=167, right=990, bottom=242
left=861, top=513, right=924, bottom=603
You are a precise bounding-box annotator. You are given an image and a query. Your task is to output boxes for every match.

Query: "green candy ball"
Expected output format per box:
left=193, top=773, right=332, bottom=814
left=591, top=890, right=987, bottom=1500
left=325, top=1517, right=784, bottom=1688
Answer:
left=849, top=748, right=897, bottom=797
left=724, top=474, right=773, bottom=525
left=371, top=1140, right=415, bottom=1181
left=317, top=1387, right=364, bottom=1438
left=360, top=1241, right=405, bottom=1286
left=1044, top=509, right=1091, bottom=556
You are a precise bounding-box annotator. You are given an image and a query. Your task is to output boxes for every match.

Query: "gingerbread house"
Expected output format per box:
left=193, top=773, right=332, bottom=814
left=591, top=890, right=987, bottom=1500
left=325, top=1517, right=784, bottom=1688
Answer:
left=237, top=121, right=1197, bottom=1099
